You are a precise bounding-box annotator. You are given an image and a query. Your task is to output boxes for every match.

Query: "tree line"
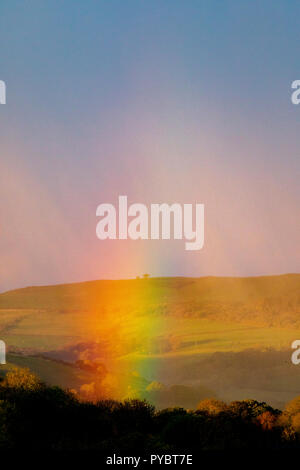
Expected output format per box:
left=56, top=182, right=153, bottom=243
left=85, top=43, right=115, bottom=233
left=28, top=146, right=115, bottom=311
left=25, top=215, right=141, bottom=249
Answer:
left=0, top=367, right=300, bottom=451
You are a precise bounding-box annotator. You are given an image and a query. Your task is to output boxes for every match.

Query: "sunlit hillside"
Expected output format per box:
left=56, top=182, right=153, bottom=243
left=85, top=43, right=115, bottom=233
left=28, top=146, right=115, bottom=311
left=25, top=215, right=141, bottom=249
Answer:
left=0, top=274, right=299, bottom=409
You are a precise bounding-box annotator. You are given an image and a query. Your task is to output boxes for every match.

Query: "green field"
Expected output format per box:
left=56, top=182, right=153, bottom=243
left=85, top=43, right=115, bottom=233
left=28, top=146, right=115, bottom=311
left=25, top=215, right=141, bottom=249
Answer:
left=0, top=274, right=300, bottom=408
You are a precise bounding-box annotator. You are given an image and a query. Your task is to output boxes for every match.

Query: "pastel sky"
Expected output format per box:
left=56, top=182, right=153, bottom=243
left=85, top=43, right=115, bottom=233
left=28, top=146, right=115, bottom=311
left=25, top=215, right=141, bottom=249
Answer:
left=0, top=0, right=299, bottom=291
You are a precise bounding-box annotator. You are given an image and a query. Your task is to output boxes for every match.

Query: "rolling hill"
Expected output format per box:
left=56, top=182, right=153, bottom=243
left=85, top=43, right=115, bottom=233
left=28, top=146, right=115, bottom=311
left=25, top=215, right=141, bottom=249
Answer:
left=0, top=274, right=299, bottom=408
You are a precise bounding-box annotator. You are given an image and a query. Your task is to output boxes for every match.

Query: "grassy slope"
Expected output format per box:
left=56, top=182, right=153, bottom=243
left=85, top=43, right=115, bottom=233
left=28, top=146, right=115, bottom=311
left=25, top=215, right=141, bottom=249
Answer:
left=0, top=274, right=299, bottom=353
left=0, top=275, right=299, bottom=408
left=1, top=274, right=299, bottom=321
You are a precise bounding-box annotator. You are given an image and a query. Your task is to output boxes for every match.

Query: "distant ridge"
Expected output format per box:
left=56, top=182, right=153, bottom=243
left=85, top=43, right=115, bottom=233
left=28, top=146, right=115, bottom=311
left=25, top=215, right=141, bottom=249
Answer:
left=1, top=274, right=299, bottom=328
